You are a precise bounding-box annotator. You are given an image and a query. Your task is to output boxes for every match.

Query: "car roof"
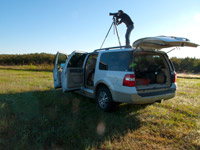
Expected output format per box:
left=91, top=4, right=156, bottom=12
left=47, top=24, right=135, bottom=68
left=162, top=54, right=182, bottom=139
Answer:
left=92, top=46, right=167, bottom=55
left=94, top=46, right=133, bottom=53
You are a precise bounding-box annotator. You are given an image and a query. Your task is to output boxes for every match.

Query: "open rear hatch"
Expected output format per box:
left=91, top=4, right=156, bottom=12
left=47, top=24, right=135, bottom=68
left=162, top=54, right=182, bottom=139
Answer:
left=133, top=36, right=199, bottom=50
left=132, top=36, right=199, bottom=91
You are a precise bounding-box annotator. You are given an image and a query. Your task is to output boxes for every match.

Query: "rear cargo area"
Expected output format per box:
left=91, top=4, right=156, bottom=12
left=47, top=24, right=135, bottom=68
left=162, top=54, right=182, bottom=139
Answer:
left=133, top=51, right=172, bottom=90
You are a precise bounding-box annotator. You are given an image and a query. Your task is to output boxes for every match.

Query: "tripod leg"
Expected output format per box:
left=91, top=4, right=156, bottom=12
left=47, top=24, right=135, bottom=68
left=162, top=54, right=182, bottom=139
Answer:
left=100, top=22, right=114, bottom=49
left=114, top=23, right=122, bottom=47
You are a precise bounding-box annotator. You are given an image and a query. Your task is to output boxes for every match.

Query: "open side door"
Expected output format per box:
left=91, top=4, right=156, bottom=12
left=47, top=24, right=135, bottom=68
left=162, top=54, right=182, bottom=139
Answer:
left=61, top=51, right=87, bottom=92
left=133, top=36, right=199, bottom=50
left=53, top=52, right=68, bottom=89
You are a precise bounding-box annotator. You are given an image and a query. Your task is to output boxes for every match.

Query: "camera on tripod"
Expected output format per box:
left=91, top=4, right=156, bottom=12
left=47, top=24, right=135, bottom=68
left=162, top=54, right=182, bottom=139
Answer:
left=109, top=12, right=118, bottom=18
left=100, top=12, right=122, bottom=49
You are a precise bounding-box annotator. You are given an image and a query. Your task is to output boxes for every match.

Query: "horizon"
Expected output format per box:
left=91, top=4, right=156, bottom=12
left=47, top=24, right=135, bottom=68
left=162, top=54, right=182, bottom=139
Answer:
left=1, top=51, right=200, bottom=59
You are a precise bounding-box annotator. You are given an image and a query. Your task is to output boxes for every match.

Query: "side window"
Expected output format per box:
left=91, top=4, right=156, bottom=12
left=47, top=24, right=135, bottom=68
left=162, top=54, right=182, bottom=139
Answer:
left=99, top=51, right=133, bottom=71
left=68, top=53, right=87, bottom=68
left=57, top=53, right=68, bottom=68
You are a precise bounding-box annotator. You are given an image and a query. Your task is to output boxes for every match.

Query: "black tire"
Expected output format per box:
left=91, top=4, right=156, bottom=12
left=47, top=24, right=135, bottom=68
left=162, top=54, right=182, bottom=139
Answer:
left=96, top=86, right=115, bottom=112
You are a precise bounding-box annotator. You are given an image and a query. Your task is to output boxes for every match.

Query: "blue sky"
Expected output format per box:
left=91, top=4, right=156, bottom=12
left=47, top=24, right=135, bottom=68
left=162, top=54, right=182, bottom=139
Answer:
left=0, top=0, right=200, bottom=58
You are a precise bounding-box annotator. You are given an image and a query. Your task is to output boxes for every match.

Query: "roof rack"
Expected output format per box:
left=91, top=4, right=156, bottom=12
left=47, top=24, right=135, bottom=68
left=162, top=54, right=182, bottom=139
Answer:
left=94, top=46, right=128, bottom=52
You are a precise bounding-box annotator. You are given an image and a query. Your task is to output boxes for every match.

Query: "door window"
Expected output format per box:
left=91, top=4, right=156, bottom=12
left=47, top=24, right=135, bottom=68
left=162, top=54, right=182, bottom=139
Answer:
left=67, top=53, right=87, bottom=68
left=57, top=53, right=68, bottom=68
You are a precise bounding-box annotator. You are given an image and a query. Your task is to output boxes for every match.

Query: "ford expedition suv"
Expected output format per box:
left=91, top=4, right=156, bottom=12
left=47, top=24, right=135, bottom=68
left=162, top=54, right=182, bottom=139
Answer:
left=53, top=36, right=199, bottom=111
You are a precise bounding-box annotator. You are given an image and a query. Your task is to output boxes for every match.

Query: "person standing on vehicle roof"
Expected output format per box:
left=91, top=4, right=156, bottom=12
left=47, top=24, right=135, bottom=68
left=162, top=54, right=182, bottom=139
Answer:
left=116, top=10, right=134, bottom=48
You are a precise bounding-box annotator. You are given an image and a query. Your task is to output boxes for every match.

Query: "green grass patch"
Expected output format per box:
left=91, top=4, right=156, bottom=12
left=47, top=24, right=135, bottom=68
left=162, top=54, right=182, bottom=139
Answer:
left=0, top=68, right=200, bottom=149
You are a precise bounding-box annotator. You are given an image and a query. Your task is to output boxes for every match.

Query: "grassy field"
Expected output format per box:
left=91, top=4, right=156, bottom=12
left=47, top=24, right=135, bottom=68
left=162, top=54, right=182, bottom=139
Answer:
left=0, top=69, right=199, bottom=150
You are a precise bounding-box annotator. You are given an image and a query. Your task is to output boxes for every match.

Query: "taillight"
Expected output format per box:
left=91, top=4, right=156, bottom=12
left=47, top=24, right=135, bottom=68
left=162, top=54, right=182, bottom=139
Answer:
left=171, top=72, right=177, bottom=83
left=174, top=72, right=177, bottom=83
left=123, top=74, right=135, bottom=87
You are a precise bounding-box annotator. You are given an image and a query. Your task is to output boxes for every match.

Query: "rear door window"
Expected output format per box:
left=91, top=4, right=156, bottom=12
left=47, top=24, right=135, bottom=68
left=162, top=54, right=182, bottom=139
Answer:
left=99, top=51, right=133, bottom=71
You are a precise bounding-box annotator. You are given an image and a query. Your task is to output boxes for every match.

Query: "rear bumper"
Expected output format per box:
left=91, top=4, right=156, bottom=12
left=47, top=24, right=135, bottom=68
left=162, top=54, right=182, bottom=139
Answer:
left=112, top=84, right=176, bottom=104
left=131, top=90, right=176, bottom=104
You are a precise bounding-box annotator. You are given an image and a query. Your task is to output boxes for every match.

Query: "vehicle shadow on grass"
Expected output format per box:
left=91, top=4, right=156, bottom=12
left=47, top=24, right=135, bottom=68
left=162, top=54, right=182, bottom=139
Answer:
left=0, top=89, right=147, bottom=150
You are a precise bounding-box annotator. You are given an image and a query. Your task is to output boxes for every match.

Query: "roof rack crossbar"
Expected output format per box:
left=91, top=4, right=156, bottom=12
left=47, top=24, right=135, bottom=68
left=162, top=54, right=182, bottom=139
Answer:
left=94, top=46, right=127, bottom=52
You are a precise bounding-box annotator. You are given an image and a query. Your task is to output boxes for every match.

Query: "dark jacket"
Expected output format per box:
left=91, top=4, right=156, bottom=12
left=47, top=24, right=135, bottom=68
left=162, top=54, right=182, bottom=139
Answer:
left=117, top=13, right=134, bottom=27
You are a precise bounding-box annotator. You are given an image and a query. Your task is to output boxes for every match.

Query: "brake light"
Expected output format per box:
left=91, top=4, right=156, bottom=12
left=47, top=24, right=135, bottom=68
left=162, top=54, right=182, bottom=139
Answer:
left=123, top=74, right=135, bottom=87
left=171, top=72, right=177, bottom=83
left=174, top=72, right=177, bottom=83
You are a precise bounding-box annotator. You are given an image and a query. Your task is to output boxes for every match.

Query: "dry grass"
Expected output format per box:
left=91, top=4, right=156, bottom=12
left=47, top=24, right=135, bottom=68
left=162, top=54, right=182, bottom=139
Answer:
left=0, top=68, right=199, bottom=150
left=177, top=73, right=200, bottom=79
left=0, top=64, right=54, bottom=72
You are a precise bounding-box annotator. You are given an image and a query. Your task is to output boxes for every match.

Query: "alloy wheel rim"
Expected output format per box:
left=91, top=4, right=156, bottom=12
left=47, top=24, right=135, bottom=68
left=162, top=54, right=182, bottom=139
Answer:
left=98, top=91, right=108, bottom=109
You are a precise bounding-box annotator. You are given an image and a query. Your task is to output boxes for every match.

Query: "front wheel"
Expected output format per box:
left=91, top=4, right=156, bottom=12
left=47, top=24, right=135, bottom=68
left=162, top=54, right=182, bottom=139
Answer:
left=96, top=86, right=115, bottom=112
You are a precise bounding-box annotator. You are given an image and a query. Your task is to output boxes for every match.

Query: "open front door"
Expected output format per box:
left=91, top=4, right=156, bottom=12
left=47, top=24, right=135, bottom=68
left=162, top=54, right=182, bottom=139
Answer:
left=53, top=52, right=68, bottom=89
left=62, top=51, right=87, bottom=92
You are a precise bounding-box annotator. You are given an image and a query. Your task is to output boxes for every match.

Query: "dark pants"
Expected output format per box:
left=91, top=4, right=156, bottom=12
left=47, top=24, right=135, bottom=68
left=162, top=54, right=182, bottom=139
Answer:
left=125, top=24, right=134, bottom=46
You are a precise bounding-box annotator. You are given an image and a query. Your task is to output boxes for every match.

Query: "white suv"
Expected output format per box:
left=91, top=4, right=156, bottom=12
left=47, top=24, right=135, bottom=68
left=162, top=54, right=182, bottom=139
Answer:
left=53, top=36, right=199, bottom=111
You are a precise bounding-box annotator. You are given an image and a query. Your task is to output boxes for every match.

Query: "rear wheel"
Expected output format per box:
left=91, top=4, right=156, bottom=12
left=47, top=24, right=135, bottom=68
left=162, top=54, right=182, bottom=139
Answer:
left=97, top=86, right=115, bottom=112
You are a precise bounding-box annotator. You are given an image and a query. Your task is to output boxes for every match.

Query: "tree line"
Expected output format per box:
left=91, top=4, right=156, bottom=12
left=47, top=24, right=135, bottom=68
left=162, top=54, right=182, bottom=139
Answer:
left=0, top=53, right=200, bottom=73
left=171, top=57, right=200, bottom=73
left=0, top=53, right=56, bottom=65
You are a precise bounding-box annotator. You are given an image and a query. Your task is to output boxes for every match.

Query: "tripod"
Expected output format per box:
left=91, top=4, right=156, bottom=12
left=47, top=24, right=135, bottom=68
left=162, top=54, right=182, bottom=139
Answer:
left=100, top=17, right=122, bottom=49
